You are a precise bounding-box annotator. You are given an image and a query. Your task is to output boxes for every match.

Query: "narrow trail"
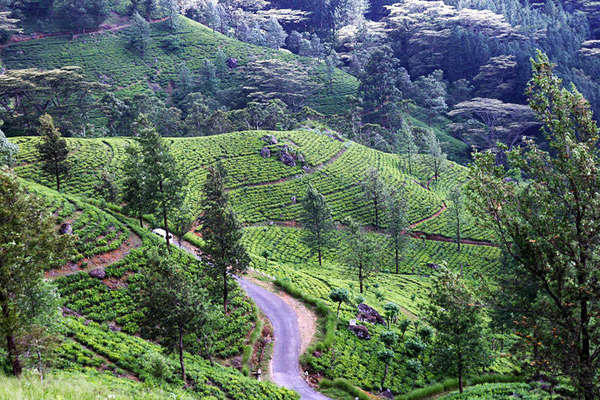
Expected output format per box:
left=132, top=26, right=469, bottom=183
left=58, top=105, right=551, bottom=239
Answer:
left=228, top=146, right=348, bottom=191
left=0, top=17, right=169, bottom=49
left=174, top=241, right=331, bottom=400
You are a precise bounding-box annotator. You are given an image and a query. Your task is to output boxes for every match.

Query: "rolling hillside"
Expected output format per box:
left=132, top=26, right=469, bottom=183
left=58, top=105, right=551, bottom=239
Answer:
left=1, top=16, right=358, bottom=116
left=9, top=129, right=508, bottom=398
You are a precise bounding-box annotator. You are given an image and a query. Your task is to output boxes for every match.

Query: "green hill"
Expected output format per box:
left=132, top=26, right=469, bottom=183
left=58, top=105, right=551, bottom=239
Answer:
left=10, top=129, right=491, bottom=240
left=10, top=178, right=297, bottom=400
left=9, top=130, right=505, bottom=397
left=1, top=16, right=358, bottom=116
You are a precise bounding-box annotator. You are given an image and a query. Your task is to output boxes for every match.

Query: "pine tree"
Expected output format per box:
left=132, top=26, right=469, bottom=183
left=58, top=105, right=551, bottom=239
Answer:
left=423, top=129, right=446, bottom=182
left=135, top=114, right=186, bottom=250
left=468, top=52, right=600, bottom=399
left=263, top=16, right=287, bottom=49
left=385, top=187, right=408, bottom=273
left=200, top=163, right=249, bottom=312
left=140, top=250, right=216, bottom=385
left=37, top=114, right=69, bottom=192
left=0, top=169, right=70, bottom=376
left=447, top=186, right=464, bottom=252
left=361, top=167, right=386, bottom=228
left=423, top=267, right=489, bottom=393
left=397, top=123, right=419, bottom=175
left=344, top=218, right=380, bottom=293
left=300, top=184, right=334, bottom=266
left=0, top=126, right=18, bottom=167
left=130, top=11, right=150, bottom=56
left=122, top=144, right=149, bottom=227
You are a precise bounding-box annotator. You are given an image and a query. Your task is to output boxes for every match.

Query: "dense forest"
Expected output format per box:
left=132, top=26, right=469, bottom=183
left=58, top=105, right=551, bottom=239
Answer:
left=1, top=1, right=599, bottom=400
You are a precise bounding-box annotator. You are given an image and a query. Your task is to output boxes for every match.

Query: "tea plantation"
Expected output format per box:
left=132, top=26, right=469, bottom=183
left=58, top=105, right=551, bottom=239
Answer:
left=2, top=16, right=358, bottom=116
left=8, top=129, right=514, bottom=398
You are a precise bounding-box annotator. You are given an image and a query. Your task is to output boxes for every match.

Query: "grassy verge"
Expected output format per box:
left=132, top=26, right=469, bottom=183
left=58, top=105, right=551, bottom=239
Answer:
left=273, top=278, right=368, bottom=400
left=397, top=374, right=524, bottom=400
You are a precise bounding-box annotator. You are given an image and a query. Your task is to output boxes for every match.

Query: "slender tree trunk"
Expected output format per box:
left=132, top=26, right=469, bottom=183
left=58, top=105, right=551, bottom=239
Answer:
left=395, top=237, right=399, bottom=274
left=178, top=325, right=186, bottom=386
left=139, top=213, right=143, bottom=227
left=456, top=218, right=461, bottom=252
left=223, top=265, right=228, bottom=313
left=381, top=363, right=389, bottom=390
left=336, top=302, right=341, bottom=318
left=159, top=180, right=171, bottom=252
left=37, top=349, right=43, bottom=383
left=5, top=334, right=21, bottom=377
left=55, top=169, right=60, bottom=192
left=317, top=230, right=322, bottom=266
left=374, top=198, right=379, bottom=228
left=163, top=205, right=171, bottom=251
left=458, top=352, right=464, bottom=393
left=2, top=303, right=22, bottom=377
left=580, top=297, right=593, bottom=400
left=359, top=262, right=363, bottom=294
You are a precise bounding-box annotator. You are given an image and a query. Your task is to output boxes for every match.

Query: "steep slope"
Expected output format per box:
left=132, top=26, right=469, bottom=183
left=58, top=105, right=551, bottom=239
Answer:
left=18, top=178, right=299, bottom=400
left=11, top=130, right=486, bottom=237
left=1, top=16, right=358, bottom=115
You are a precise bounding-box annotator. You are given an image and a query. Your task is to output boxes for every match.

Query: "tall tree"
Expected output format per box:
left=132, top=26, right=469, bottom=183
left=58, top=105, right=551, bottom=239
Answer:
left=423, top=129, right=446, bottom=182
left=122, top=144, right=149, bottom=227
left=200, top=163, right=250, bottom=312
left=0, top=126, right=18, bottom=167
left=140, top=250, right=215, bottom=385
left=361, top=167, right=386, bottom=228
left=263, top=16, right=287, bottom=49
left=0, top=169, right=70, bottom=376
left=37, top=114, right=69, bottom=192
left=52, top=0, right=109, bottom=32
left=447, top=186, right=464, bottom=252
left=130, top=11, right=151, bottom=56
left=344, top=218, right=380, bottom=293
left=423, top=267, right=489, bottom=393
left=0, top=67, right=106, bottom=136
left=467, top=52, right=600, bottom=399
left=385, top=187, right=409, bottom=273
left=329, top=288, right=349, bottom=318
left=300, top=184, right=334, bottom=266
left=397, top=123, right=419, bottom=175
left=135, top=114, right=186, bottom=250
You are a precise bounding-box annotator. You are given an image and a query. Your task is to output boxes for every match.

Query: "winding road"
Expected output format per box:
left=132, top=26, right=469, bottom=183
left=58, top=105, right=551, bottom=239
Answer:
left=175, top=241, right=331, bottom=400
left=237, top=279, right=331, bottom=400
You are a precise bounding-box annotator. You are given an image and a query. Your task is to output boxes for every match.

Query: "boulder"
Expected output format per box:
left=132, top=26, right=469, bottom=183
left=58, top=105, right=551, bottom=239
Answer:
left=381, top=389, right=394, bottom=399
left=357, top=303, right=385, bottom=325
left=59, top=223, right=73, bottom=235
left=279, top=147, right=296, bottom=167
left=260, top=146, right=271, bottom=158
left=312, top=351, right=322, bottom=358
left=348, top=323, right=371, bottom=340
left=290, top=196, right=297, bottom=204
left=262, top=135, right=278, bottom=145
left=427, top=263, right=442, bottom=270
left=89, top=267, right=106, bottom=279
left=226, top=57, right=238, bottom=69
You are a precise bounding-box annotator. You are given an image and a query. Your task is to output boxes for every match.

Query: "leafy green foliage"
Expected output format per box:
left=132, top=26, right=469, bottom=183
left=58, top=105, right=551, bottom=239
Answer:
left=0, top=169, right=70, bottom=376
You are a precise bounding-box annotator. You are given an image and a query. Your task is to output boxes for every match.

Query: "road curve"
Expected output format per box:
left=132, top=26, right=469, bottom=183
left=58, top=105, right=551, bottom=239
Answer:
left=236, top=278, right=331, bottom=400
left=173, top=240, right=330, bottom=400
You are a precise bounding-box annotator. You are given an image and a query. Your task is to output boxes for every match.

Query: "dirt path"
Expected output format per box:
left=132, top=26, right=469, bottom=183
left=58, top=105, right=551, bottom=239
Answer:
left=229, top=146, right=348, bottom=191
left=0, top=17, right=169, bottom=49
left=46, top=231, right=142, bottom=279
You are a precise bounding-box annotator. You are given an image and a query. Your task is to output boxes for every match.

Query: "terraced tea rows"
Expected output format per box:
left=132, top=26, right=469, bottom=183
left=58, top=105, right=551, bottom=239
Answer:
left=2, top=16, right=357, bottom=115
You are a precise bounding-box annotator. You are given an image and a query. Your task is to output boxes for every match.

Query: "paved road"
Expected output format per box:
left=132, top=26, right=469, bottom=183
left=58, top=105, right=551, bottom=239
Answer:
left=173, top=240, right=330, bottom=400
left=237, top=278, right=331, bottom=400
